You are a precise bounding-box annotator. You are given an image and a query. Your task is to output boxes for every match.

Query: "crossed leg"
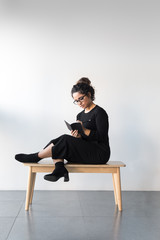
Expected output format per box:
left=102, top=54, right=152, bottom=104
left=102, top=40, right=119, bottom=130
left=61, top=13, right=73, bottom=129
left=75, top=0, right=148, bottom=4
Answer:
left=38, top=143, right=64, bottom=163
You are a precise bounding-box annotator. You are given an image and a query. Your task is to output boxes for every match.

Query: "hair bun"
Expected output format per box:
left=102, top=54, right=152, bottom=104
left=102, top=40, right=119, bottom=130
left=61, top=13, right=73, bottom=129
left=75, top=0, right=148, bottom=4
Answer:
left=76, top=77, right=91, bottom=86
left=71, top=77, right=95, bottom=101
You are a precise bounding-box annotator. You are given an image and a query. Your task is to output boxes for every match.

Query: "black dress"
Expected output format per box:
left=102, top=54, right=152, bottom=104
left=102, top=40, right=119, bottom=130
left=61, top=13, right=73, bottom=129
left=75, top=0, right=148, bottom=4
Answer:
left=43, top=105, right=111, bottom=164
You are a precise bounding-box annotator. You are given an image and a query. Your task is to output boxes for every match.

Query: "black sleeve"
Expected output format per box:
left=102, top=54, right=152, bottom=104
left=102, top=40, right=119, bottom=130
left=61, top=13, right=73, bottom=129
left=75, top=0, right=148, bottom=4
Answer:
left=81, top=109, right=109, bottom=142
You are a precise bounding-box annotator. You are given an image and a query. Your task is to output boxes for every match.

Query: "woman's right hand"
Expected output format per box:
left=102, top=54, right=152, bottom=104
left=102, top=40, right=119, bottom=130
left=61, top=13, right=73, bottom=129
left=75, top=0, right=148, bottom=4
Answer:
left=71, top=130, right=81, bottom=138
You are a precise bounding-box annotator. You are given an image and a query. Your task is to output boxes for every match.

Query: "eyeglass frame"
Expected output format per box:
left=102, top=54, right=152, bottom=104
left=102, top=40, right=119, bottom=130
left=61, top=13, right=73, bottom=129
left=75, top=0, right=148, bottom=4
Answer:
left=73, top=94, right=87, bottom=105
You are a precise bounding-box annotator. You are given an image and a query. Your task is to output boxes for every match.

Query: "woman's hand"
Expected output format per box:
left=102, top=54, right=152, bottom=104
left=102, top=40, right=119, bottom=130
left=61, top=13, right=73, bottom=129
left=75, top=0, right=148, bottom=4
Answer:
left=71, top=130, right=82, bottom=138
left=76, top=120, right=91, bottom=136
left=76, top=120, right=85, bottom=131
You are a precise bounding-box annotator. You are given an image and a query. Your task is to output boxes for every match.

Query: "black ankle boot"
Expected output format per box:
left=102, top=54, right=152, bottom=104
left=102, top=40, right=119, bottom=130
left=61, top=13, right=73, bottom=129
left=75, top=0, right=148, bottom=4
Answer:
left=44, top=162, right=69, bottom=182
left=15, top=152, right=42, bottom=163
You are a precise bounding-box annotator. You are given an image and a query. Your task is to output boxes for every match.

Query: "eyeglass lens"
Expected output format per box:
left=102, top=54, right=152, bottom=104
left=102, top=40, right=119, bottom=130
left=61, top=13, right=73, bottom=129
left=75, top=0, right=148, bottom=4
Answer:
left=74, top=95, right=85, bottom=104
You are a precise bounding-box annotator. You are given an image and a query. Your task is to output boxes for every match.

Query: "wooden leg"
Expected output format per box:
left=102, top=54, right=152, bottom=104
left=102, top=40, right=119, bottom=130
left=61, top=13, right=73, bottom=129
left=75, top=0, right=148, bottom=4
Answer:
left=25, top=167, right=33, bottom=211
left=30, top=173, right=36, bottom=204
left=112, top=173, right=118, bottom=205
left=114, top=168, right=122, bottom=211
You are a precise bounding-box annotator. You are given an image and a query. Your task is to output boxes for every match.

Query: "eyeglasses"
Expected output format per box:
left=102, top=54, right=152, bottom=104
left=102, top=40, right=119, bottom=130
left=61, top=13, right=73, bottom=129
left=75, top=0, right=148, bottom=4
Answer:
left=73, top=94, right=86, bottom=105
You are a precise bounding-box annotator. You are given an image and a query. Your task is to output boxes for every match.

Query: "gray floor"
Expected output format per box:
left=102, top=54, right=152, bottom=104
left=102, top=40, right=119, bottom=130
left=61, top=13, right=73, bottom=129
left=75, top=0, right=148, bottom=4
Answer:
left=0, top=191, right=160, bottom=240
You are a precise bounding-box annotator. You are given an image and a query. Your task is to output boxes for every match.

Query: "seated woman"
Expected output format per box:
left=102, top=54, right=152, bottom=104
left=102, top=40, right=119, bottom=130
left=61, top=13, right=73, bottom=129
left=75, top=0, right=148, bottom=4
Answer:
left=15, top=77, right=111, bottom=182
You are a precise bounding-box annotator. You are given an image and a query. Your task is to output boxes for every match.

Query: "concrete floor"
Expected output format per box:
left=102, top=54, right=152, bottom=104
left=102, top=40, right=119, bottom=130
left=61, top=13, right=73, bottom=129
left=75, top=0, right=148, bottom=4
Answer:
left=0, top=190, right=160, bottom=240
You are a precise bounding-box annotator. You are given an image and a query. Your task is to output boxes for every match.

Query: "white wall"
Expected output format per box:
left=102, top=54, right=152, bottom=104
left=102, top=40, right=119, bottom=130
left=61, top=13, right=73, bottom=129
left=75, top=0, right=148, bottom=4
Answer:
left=0, top=0, right=160, bottom=190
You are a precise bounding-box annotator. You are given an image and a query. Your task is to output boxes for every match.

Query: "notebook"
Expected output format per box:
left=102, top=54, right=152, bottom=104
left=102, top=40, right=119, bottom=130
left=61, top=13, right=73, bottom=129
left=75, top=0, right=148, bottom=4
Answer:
left=64, top=120, right=85, bottom=135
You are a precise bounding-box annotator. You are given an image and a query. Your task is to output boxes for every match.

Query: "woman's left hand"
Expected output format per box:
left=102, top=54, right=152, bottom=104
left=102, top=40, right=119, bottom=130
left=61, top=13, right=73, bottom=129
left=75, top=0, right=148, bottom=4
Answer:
left=77, top=120, right=91, bottom=136
left=76, top=120, right=85, bottom=131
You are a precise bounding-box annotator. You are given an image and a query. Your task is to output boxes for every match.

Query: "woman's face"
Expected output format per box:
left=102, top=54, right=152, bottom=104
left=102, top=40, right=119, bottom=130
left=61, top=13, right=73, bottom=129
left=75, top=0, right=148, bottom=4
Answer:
left=73, top=92, right=92, bottom=109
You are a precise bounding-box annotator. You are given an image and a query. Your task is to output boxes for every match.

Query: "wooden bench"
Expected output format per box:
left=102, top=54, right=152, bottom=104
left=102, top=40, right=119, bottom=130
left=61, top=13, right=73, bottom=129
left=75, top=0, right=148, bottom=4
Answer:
left=23, top=161, right=126, bottom=211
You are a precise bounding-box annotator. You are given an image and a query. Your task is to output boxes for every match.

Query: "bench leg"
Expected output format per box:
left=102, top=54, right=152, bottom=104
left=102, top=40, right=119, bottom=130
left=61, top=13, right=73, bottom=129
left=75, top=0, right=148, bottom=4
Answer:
left=25, top=167, right=34, bottom=211
left=112, top=173, right=118, bottom=205
left=114, top=168, right=122, bottom=211
left=29, top=173, right=36, bottom=204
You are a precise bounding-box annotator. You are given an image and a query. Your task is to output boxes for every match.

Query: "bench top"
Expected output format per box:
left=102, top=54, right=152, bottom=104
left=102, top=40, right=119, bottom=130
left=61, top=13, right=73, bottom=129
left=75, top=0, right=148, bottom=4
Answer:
left=23, top=161, right=126, bottom=168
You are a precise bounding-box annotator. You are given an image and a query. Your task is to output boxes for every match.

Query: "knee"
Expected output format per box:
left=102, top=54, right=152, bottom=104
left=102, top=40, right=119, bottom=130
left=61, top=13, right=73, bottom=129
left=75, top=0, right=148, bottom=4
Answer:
left=61, top=134, right=71, bottom=139
left=60, top=134, right=72, bottom=142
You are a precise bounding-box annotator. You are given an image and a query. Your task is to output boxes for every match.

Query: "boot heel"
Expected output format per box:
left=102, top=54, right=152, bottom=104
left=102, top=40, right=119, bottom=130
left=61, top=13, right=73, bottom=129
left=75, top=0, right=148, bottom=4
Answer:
left=64, top=172, right=69, bottom=182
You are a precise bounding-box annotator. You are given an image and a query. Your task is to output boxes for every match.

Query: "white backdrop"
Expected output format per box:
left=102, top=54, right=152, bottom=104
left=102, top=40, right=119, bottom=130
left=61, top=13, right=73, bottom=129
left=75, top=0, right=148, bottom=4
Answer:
left=0, top=0, right=160, bottom=190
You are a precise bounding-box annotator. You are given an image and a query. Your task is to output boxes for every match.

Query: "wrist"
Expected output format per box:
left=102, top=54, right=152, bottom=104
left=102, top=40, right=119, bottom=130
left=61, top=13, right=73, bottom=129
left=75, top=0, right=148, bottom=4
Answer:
left=84, top=128, right=91, bottom=136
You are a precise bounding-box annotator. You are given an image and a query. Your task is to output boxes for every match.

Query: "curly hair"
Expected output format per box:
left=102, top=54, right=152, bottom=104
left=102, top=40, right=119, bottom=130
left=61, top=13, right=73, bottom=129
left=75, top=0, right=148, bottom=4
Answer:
left=71, top=77, right=95, bottom=101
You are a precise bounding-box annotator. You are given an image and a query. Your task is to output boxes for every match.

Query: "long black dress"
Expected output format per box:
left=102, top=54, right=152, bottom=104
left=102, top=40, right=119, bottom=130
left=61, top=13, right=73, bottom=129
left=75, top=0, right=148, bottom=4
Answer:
left=43, top=105, right=111, bottom=164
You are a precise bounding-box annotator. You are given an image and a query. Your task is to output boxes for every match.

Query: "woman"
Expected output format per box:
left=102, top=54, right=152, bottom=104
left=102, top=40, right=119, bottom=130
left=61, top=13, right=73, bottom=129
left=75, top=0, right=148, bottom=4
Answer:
left=15, top=77, right=111, bottom=182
